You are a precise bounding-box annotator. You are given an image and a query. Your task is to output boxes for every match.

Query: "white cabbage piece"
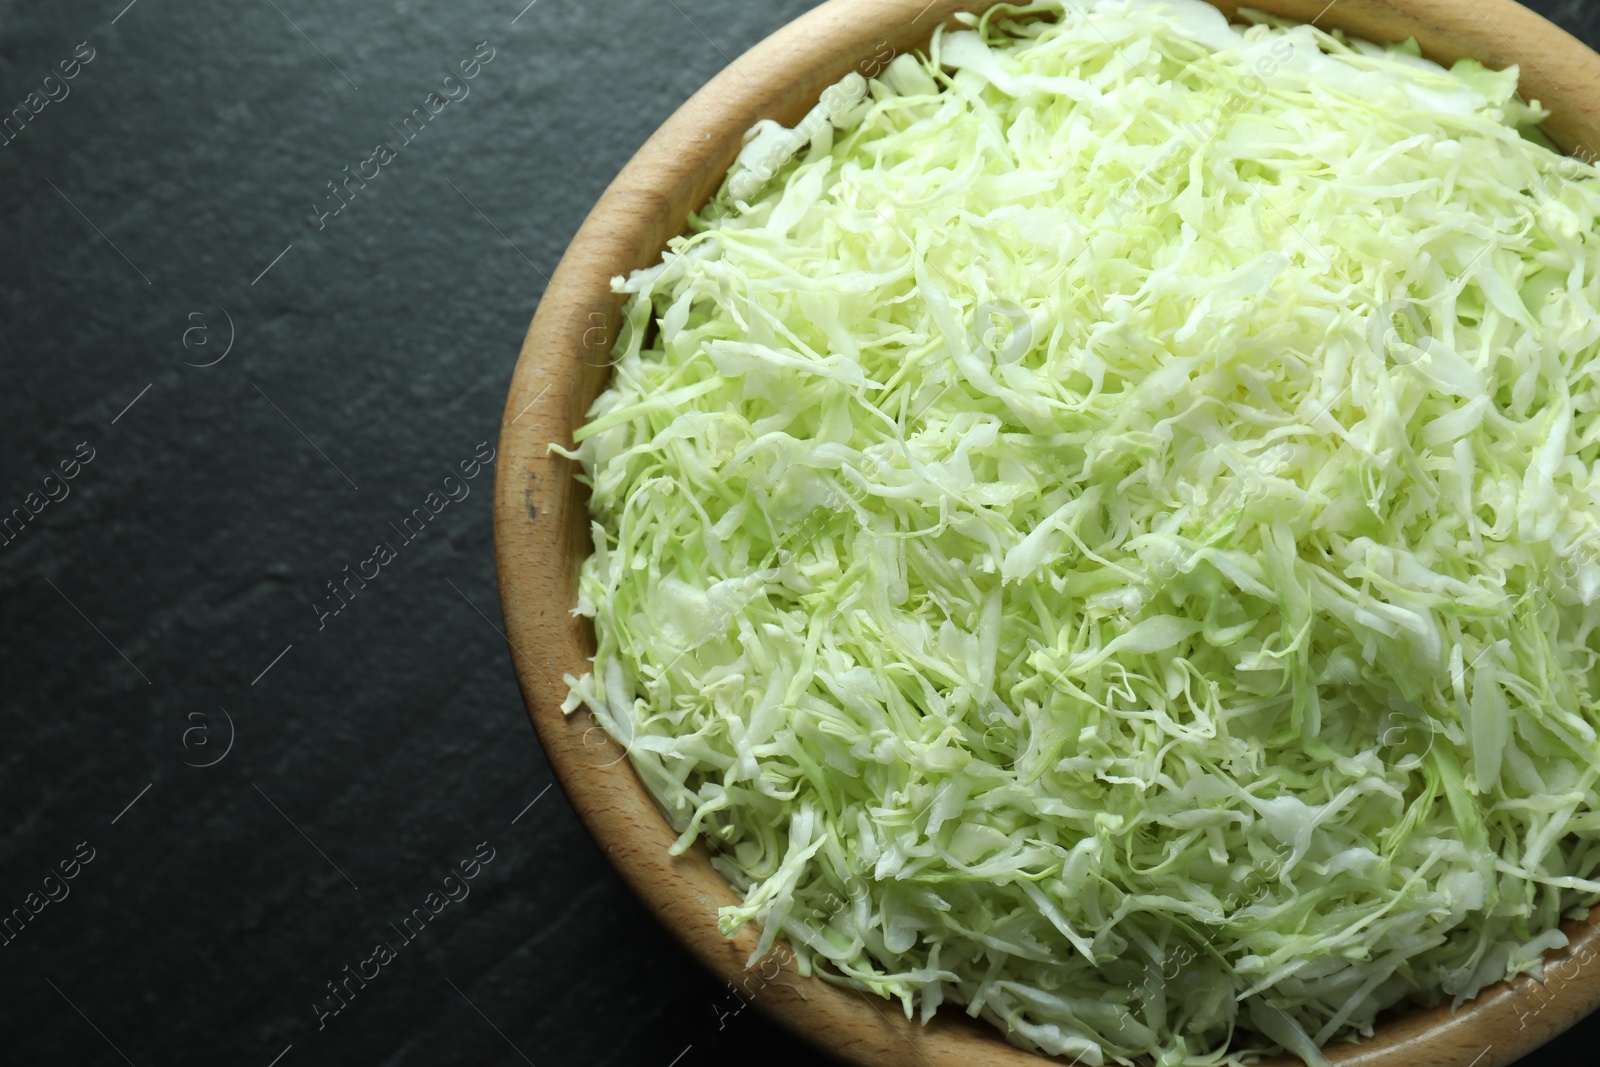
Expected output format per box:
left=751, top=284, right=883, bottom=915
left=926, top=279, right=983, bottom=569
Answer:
left=557, top=0, right=1600, bottom=1062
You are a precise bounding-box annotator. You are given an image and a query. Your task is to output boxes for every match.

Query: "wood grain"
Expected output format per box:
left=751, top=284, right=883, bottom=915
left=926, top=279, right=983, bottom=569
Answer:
left=492, top=2, right=1600, bottom=1063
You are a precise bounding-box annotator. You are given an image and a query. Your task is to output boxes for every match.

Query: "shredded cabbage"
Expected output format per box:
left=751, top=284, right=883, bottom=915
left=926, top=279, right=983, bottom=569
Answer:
left=556, top=1, right=1600, bottom=1062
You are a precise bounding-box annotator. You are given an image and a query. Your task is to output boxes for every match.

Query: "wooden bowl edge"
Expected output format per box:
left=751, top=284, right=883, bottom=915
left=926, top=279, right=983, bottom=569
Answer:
left=493, top=1, right=1600, bottom=1064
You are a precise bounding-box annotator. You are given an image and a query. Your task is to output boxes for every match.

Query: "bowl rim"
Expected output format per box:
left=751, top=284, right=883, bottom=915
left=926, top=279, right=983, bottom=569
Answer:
left=493, top=1, right=1600, bottom=1064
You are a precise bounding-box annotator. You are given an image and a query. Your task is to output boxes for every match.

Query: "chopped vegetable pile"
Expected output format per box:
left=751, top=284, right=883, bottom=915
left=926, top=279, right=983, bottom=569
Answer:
left=556, top=1, right=1600, bottom=1062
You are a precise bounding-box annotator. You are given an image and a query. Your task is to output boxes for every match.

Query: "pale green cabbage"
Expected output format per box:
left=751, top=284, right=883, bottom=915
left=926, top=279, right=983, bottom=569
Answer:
left=556, top=1, right=1600, bottom=1062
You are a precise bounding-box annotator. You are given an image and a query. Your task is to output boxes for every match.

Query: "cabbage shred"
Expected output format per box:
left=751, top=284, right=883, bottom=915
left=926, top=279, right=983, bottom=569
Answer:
left=557, top=1, right=1600, bottom=1062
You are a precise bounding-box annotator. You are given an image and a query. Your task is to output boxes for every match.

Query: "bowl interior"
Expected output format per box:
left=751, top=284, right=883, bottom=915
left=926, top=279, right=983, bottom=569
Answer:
left=494, top=1, right=1600, bottom=1064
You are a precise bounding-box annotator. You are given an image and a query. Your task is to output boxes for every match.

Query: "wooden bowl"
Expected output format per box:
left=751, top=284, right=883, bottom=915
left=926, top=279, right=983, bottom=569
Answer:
left=493, top=1, right=1600, bottom=1063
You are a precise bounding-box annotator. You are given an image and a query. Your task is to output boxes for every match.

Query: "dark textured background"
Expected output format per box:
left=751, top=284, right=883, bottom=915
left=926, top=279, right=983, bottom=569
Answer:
left=0, top=1, right=1596, bottom=1065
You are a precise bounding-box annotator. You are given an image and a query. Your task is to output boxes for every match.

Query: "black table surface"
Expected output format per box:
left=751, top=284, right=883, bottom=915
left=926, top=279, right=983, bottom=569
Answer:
left=2, top=2, right=1597, bottom=1065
